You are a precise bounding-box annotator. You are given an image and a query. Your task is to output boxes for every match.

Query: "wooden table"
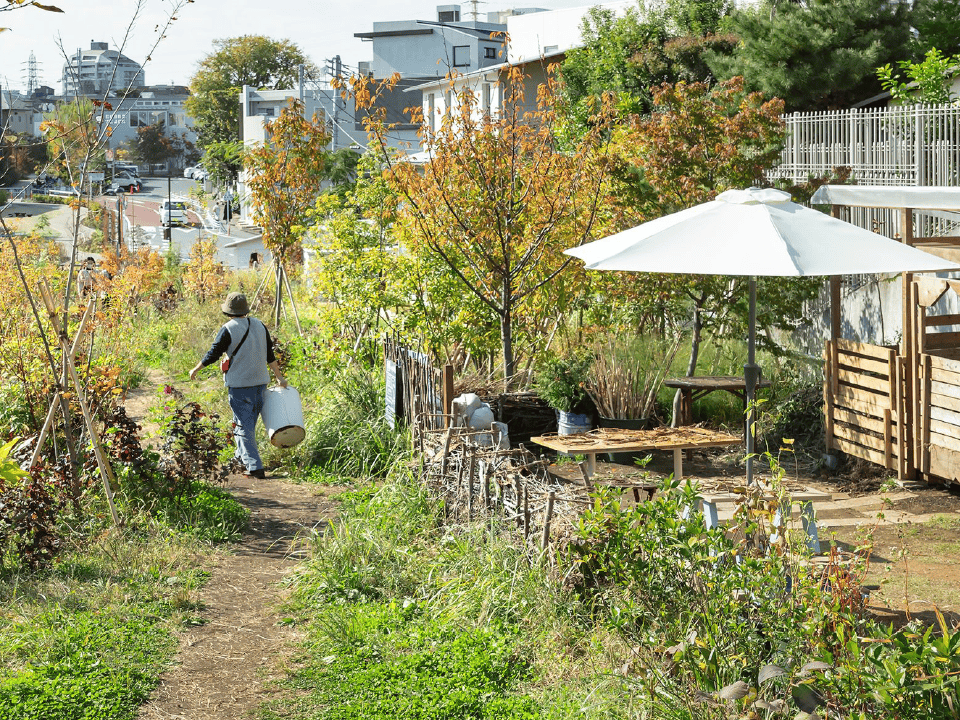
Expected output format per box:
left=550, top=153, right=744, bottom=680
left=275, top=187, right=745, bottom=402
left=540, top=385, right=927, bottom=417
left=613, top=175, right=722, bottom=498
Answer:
left=530, top=426, right=742, bottom=481
left=664, top=375, right=772, bottom=426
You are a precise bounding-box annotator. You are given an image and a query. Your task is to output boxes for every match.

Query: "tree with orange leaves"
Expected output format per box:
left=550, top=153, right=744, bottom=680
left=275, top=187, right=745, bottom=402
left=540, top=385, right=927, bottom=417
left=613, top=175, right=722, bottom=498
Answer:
left=354, top=65, right=616, bottom=385
left=245, top=98, right=330, bottom=327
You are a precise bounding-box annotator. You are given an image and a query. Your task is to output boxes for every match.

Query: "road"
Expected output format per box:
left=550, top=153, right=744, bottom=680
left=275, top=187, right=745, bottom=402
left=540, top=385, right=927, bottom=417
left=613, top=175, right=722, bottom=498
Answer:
left=101, top=176, right=258, bottom=266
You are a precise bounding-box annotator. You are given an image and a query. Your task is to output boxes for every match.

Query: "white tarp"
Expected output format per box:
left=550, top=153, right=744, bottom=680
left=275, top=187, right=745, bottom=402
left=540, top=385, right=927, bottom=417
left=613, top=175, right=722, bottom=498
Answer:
left=811, top=185, right=960, bottom=211
left=566, top=187, right=960, bottom=277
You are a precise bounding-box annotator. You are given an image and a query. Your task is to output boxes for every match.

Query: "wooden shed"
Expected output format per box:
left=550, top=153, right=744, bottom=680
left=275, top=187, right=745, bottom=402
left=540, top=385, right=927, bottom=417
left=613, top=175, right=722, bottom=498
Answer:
left=813, top=185, right=960, bottom=485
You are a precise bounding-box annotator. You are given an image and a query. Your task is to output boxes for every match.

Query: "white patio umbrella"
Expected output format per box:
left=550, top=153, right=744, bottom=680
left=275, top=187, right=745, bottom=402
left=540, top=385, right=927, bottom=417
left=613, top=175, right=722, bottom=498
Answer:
left=565, top=187, right=960, bottom=483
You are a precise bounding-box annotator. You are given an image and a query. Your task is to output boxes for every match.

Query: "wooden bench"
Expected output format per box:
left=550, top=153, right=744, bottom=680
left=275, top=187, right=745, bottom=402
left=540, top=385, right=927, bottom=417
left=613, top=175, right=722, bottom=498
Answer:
left=530, top=426, right=742, bottom=481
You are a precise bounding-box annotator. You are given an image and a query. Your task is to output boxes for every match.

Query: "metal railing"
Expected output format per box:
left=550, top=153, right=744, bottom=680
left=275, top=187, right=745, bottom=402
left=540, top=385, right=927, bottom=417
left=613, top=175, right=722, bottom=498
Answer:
left=769, top=103, right=960, bottom=187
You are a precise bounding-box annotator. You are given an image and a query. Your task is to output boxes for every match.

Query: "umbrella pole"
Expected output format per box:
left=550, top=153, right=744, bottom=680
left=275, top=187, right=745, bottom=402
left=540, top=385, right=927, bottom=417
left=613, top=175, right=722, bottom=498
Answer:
left=744, top=277, right=760, bottom=485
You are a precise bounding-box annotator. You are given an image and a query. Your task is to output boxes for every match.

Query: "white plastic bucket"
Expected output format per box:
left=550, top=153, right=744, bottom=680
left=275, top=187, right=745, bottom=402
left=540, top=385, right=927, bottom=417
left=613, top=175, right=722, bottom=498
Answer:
left=262, top=386, right=306, bottom=448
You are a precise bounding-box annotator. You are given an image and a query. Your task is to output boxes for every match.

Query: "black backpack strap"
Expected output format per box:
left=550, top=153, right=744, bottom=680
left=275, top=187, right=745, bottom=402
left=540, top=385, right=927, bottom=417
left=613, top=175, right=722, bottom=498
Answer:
left=227, top=319, right=251, bottom=362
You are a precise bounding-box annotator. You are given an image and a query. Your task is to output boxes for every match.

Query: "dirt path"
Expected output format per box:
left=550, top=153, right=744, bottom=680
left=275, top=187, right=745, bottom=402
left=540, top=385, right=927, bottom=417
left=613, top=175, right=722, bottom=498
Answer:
left=137, top=472, right=337, bottom=720
left=124, top=371, right=338, bottom=720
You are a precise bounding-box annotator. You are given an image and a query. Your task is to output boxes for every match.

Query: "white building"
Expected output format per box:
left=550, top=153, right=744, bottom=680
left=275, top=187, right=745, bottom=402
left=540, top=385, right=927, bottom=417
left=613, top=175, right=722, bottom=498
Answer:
left=61, top=41, right=145, bottom=98
left=353, top=4, right=518, bottom=149
left=236, top=86, right=329, bottom=226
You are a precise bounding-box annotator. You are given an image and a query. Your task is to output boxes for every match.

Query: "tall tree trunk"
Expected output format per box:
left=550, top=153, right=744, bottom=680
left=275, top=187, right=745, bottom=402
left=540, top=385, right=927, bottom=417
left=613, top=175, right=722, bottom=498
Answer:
left=500, top=279, right=514, bottom=391
left=671, top=302, right=703, bottom=427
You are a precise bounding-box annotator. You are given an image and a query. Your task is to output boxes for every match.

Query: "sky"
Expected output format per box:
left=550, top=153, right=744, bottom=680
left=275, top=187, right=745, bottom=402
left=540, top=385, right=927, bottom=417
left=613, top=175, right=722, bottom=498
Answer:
left=0, top=0, right=598, bottom=94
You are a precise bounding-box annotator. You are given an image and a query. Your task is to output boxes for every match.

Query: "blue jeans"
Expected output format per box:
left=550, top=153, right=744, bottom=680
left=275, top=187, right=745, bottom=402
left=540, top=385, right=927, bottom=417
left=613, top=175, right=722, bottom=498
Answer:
left=228, top=384, right=266, bottom=472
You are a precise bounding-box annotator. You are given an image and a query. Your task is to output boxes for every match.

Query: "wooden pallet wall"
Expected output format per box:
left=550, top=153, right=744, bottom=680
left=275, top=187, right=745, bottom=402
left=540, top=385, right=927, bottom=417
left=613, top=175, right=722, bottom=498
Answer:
left=824, top=338, right=904, bottom=476
left=918, top=353, right=960, bottom=483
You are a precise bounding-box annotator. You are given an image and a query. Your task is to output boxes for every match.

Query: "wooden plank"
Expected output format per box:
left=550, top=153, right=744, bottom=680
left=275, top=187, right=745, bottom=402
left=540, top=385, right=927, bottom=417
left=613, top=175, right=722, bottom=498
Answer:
left=924, top=355, right=960, bottom=387
left=834, top=385, right=888, bottom=414
left=836, top=352, right=892, bottom=376
left=836, top=338, right=895, bottom=360
left=834, top=423, right=889, bottom=455
left=833, top=435, right=888, bottom=467
left=837, top=368, right=891, bottom=393
left=924, top=313, right=960, bottom=328
left=927, top=353, right=960, bottom=374
left=928, top=444, right=960, bottom=483
left=929, top=425, right=960, bottom=454
left=914, top=276, right=949, bottom=307
left=832, top=406, right=886, bottom=433
left=931, top=379, right=960, bottom=401
left=930, top=404, right=960, bottom=428
left=923, top=331, right=960, bottom=351
left=930, top=391, right=960, bottom=414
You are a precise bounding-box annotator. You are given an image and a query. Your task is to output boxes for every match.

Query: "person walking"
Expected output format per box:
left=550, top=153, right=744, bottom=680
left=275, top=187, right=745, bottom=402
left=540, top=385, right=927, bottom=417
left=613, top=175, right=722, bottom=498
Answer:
left=189, top=292, right=287, bottom=479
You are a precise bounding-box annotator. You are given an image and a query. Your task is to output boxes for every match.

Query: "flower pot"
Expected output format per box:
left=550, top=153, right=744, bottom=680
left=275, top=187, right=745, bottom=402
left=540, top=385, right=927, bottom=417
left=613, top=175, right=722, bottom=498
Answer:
left=557, top=410, right=592, bottom=436
left=599, top=416, right=651, bottom=464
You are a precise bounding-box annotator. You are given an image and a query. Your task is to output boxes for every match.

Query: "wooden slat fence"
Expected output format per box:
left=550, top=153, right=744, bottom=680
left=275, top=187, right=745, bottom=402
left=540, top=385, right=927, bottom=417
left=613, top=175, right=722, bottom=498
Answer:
left=919, top=354, right=960, bottom=483
left=824, top=338, right=903, bottom=475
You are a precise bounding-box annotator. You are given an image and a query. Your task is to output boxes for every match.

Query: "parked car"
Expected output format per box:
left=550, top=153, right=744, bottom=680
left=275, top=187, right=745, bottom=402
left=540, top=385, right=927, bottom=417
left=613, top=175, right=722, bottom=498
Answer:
left=114, top=163, right=140, bottom=177
left=183, top=166, right=197, bottom=178
left=161, top=199, right=188, bottom=227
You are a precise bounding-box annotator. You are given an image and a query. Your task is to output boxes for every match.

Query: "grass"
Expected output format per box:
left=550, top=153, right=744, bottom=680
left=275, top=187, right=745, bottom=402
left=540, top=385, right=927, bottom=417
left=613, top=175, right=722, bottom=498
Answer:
left=0, top=528, right=213, bottom=720
left=265, top=473, right=626, bottom=720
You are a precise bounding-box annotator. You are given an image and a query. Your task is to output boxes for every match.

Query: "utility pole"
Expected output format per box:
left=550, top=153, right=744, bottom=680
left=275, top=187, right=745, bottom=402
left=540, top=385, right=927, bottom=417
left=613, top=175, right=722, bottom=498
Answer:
left=332, top=55, right=342, bottom=151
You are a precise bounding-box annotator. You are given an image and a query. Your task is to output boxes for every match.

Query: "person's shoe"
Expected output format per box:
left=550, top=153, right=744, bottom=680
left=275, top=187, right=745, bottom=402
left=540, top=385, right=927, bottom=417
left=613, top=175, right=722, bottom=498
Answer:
left=246, top=468, right=266, bottom=480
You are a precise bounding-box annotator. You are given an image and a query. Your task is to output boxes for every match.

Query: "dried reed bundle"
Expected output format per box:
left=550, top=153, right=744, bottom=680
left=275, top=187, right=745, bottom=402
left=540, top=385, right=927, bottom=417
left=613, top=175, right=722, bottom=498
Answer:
left=585, top=334, right=682, bottom=420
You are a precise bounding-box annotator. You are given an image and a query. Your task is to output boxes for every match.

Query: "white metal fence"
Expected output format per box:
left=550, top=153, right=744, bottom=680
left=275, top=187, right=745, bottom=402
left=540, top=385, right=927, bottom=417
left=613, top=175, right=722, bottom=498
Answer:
left=769, top=103, right=960, bottom=187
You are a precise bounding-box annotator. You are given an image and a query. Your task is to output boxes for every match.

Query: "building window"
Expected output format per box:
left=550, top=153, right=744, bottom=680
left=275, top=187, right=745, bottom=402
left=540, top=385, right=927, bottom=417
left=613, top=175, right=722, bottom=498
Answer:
left=453, top=45, right=470, bottom=67
left=482, top=83, right=491, bottom=116
left=484, top=47, right=497, bottom=59
left=428, top=93, right=436, bottom=132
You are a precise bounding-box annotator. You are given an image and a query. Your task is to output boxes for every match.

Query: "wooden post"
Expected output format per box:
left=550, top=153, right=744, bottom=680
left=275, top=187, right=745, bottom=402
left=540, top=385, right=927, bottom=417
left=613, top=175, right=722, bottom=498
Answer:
left=897, top=356, right=907, bottom=479
left=922, top=353, right=932, bottom=477
left=523, top=484, right=530, bottom=539
left=480, top=460, right=490, bottom=508
left=439, top=427, right=452, bottom=476
left=577, top=461, right=594, bottom=491
left=541, top=491, right=556, bottom=552
left=442, top=364, right=454, bottom=428
left=466, top=450, right=474, bottom=521
left=512, top=476, right=522, bottom=527
left=823, top=342, right=835, bottom=453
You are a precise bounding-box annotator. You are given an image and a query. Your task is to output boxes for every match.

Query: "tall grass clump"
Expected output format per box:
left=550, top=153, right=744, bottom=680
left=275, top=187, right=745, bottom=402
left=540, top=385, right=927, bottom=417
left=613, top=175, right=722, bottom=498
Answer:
left=290, top=364, right=408, bottom=480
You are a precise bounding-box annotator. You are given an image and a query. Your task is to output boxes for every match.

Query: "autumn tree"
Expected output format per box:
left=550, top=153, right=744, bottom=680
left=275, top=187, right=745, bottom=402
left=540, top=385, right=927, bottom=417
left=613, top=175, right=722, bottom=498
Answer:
left=356, top=66, right=615, bottom=385
left=245, top=98, right=330, bottom=326
left=611, top=78, right=819, bottom=419
left=187, top=36, right=317, bottom=185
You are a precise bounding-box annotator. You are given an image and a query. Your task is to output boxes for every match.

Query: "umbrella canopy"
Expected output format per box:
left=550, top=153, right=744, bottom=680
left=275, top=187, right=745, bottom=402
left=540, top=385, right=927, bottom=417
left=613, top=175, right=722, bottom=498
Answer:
left=567, top=187, right=958, bottom=277
left=565, top=187, right=960, bottom=483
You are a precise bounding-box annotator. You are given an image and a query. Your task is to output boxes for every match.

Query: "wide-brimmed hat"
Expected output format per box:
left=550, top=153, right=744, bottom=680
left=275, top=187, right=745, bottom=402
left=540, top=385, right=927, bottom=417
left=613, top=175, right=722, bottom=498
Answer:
left=221, top=292, right=249, bottom=316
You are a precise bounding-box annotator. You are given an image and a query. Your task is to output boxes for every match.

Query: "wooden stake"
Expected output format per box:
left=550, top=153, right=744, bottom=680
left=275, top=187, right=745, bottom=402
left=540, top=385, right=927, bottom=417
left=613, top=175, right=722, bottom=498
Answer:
left=38, top=281, right=120, bottom=526
left=541, top=491, right=556, bottom=552
left=280, top=263, right=303, bottom=336
left=523, top=484, right=530, bottom=539
left=466, top=450, right=474, bottom=521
